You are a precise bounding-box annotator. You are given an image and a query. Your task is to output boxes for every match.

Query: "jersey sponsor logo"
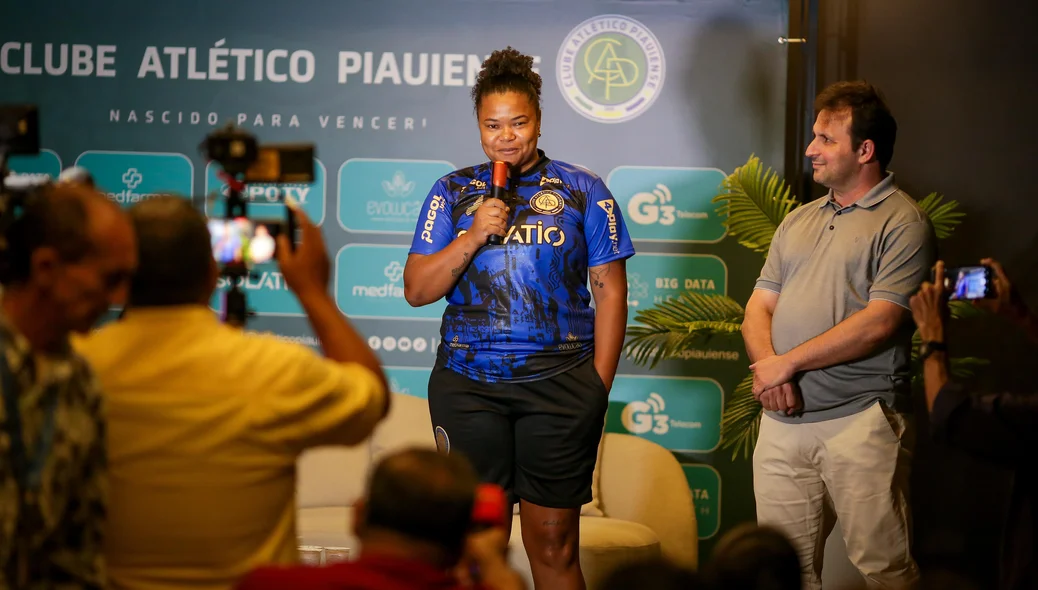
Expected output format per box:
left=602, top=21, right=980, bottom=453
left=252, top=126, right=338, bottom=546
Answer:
left=465, top=195, right=484, bottom=216
left=529, top=190, right=565, bottom=215
left=420, top=194, right=447, bottom=244
left=457, top=221, right=567, bottom=246
left=74, top=150, right=193, bottom=208
left=597, top=198, right=621, bottom=253
left=556, top=15, right=665, bottom=123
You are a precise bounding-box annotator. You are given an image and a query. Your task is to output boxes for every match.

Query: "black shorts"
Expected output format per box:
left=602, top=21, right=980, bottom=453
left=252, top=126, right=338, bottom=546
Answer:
left=427, top=355, right=609, bottom=509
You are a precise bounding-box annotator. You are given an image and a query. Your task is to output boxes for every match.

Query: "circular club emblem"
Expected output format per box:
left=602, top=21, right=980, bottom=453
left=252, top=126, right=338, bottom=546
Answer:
left=434, top=426, right=450, bottom=454
left=556, top=15, right=666, bottom=124
left=529, top=190, right=565, bottom=215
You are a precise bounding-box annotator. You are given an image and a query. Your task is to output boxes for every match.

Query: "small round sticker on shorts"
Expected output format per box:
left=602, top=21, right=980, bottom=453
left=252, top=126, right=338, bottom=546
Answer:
left=434, top=426, right=450, bottom=454
left=530, top=190, right=565, bottom=215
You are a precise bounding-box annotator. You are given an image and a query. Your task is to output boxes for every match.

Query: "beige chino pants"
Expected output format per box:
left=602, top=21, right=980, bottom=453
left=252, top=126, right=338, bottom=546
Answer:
left=753, top=401, right=919, bottom=590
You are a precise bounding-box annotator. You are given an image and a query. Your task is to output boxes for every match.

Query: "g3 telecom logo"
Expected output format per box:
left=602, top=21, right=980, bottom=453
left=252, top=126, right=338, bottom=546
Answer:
left=203, top=159, right=327, bottom=224
left=335, top=244, right=448, bottom=320
left=337, top=159, right=455, bottom=234
left=74, top=151, right=193, bottom=208
left=557, top=14, right=665, bottom=123
left=606, top=376, right=723, bottom=452
left=607, top=166, right=727, bottom=243
left=6, top=149, right=62, bottom=183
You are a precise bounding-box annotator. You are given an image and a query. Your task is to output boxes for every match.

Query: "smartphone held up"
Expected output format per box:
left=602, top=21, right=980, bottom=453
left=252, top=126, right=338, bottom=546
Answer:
left=936, top=264, right=996, bottom=301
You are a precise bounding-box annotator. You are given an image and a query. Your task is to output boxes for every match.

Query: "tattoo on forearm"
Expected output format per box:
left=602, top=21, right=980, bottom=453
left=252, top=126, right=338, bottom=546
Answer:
left=542, top=519, right=562, bottom=527
left=590, top=265, right=610, bottom=289
left=450, top=252, right=470, bottom=278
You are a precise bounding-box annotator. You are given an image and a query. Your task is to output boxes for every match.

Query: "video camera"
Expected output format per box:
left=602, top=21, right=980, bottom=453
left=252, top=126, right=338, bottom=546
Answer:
left=199, top=124, right=315, bottom=327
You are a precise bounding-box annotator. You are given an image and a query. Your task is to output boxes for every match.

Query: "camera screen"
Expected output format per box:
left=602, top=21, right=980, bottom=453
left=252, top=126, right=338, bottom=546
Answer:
left=947, top=266, right=989, bottom=300
left=208, top=217, right=280, bottom=267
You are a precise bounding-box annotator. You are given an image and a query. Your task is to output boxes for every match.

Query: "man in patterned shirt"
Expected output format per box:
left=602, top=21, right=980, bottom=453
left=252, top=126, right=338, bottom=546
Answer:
left=0, top=182, right=137, bottom=588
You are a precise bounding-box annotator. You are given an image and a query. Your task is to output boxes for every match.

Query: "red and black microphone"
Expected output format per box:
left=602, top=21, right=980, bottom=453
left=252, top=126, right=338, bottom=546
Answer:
left=486, top=160, right=510, bottom=246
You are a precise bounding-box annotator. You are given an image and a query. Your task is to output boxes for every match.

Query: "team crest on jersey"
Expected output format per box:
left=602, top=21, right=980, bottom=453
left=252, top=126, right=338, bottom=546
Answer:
left=530, top=190, right=565, bottom=215
left=434, top=426, right=450, bottom=454
left=466, top=195, right=485, bottom=215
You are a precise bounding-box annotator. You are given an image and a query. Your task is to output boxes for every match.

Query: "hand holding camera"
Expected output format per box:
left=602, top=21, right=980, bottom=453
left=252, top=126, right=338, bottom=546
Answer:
left=275, top=204, right=330, bottom=300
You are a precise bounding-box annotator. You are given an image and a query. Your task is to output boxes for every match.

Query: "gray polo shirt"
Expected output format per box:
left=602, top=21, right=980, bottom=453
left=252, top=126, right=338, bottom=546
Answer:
left=754, top=173, right=936, bottom=423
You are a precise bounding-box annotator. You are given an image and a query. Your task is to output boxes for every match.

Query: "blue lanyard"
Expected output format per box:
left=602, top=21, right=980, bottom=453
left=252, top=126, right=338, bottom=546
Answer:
left=0, top=352, right=59, bottom=493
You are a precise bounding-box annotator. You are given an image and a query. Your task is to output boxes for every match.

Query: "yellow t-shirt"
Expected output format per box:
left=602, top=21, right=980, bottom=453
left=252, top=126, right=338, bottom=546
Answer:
left=73, top=306, right=386, bottom=590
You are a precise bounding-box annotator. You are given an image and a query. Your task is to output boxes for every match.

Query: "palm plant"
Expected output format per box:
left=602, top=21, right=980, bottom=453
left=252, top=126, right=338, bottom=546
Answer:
left=624, top=154, right=987, bottom=460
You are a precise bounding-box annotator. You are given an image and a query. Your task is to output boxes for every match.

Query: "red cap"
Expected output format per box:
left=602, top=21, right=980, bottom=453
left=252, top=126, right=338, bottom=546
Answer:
left=491, top=161, right=509, bottom=188
left=471, top=483, right=509, bottom=529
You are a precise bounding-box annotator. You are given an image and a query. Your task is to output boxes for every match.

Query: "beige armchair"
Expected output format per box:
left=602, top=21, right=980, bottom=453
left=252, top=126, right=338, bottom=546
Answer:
left=296, top=392, right=698, bottom=589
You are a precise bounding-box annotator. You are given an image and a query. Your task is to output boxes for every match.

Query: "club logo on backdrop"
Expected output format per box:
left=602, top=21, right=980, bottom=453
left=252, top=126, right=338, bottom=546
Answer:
left=557, top=15, right=666, bottom=123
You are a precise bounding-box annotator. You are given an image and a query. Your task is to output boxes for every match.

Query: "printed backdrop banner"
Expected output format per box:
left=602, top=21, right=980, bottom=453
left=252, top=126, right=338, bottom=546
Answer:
left=1, top=0, right=788, bottom=555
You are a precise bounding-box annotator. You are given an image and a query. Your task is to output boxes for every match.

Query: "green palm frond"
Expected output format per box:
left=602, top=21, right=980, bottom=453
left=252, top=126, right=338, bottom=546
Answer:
left=624, top=293, right=745, bottom=369
left=711, top=154, right=801, bottom=255
left=916, top=192, right=966, bottom=239
left=718, top=374, right=760, bottom=461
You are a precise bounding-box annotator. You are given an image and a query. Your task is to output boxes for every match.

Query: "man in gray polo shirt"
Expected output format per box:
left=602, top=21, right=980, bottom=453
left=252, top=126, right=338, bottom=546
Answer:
left=742, top=81, right=936, bottom=590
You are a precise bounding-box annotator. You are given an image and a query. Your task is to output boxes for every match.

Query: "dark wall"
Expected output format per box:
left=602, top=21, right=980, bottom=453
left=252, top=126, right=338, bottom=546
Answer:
left=815, top=1, right=1038, bottom=585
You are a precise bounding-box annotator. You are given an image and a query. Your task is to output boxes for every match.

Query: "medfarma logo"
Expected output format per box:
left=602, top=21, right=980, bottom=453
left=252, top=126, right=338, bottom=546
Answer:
left=557, top=14, right=665, bottom=123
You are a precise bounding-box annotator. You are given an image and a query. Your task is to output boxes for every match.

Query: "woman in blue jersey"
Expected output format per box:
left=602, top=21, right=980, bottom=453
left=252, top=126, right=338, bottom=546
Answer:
left=403, top=47, right=634, bottom=590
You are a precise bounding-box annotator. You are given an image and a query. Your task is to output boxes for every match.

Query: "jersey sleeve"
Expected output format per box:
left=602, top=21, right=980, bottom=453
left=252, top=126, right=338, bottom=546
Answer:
left=584, top=178, right=636, bottom=267
left=409, top=178, right=455, bottom=256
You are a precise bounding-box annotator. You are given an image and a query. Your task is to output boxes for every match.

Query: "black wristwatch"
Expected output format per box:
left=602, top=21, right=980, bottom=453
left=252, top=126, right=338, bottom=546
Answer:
left=918, top=340, right=947, bottom=361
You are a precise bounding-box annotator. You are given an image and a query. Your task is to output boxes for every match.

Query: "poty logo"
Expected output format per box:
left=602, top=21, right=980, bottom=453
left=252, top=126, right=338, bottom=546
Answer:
left=74, top=151, right=194, bottom=210
left=621, top=392, right=669, bottom=435
left=382, top=171, right=415, bottom=198
left=122, top=168, right=143, bottom=189
left=556, top=15, right=666, bottom=123
left=204, top=159, right=327, bottom=224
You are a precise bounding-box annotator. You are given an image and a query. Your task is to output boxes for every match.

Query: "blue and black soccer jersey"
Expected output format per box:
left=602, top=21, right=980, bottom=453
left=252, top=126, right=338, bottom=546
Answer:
left=409, top=151, right=636, bottom=383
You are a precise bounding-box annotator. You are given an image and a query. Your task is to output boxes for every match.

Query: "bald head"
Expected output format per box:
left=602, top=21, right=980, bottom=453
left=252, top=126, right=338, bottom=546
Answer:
left=1, top=182, right=128, bottom=286
left=127, top=196, right=215, bottom=307
left=361, top=448, right=479, bottom=562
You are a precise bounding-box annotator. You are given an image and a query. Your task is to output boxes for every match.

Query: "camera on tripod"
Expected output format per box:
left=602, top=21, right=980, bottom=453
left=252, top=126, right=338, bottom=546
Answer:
left=200, top=124, right=316, bottom=326
left=0, top=105, right=45, bottom=284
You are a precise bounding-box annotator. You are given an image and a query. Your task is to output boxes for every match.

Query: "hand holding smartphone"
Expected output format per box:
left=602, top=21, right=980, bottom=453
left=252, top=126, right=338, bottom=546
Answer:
left=935, top=264, right=996, bottom=300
